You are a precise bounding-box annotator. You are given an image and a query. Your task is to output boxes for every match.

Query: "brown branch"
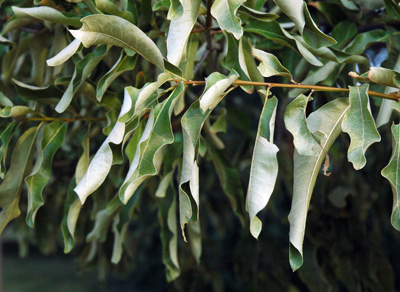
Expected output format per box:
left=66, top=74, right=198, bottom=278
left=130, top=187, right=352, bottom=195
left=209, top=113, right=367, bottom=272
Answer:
left=183, top=80, right=400, bottom=101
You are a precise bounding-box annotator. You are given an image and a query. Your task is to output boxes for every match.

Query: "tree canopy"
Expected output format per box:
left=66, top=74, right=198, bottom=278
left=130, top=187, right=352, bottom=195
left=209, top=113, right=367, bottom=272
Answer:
left=1, top=0, right=400, bottom=290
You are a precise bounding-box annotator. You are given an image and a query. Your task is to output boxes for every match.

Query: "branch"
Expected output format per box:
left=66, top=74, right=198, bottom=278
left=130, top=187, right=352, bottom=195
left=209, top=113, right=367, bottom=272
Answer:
left=183, top=80, right=400, bottom=101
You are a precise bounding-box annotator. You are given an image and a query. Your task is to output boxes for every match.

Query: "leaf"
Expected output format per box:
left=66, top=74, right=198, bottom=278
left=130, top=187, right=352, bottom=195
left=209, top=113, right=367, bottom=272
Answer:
left=382, top=123, right=400, bottom=231
left=187, top=220, right=201, bottom=264
left=199, top=71, right=239, bottom=112
left=179, top=71, right=238, bottom=238
left=273, top=0, right=336, bottom=48
left=46, top=39, right=82, bottom=67
left=211, top=0, right=245, bottom=40
left=206, top=139, right=246, bottom=225
left=289, top=97, right=350, bottom=271
left=167, top=0, right=184, bottom=20
left=74, top=87, right=134, bottom=204
left=0, top=126, right=41, bottom=234
left=55, top=45, right=109, bottom=113
left=69, top=15, right=165, bottom=71
left=0, top=121, right=17, bottom=178
left=341, top=85, right=381, bottom=170
left=0, top=35, right=14, bottom=46
left=0, top=106, right=34, bottom=118
left=238, top=37, right=265, bottom=87
left=119, top=83, right=184, bottom=204
left=12, top=6, right=82, bottom=27
left=246, top=95, right=279, bottom=239
left=284, top=94, right=320, bottom=156
left=166, top=0, right=201, bottom=66
left=158, top=185, right=180, bottom=281
left=95, top=0, right=135, bottom=23
left=237, top=5, right=278, bottom=22
left=97, top=51, right=138, bottom=101
left=344, top=30, right=391, bottom=54
left=252, top=47, right=292, bottom=80
left=25, top=121, right=68, bottom=227
left=368, top=67, right=400, bottom=88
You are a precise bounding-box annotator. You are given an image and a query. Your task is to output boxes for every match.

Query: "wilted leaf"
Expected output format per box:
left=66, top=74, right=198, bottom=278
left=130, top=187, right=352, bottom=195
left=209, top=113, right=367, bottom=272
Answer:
left=289, top=98, right=350, bottom=271
left=246, top=95, right=279, bottom=239
left=273, top=0, right=336, bottom=48
left=74, top=88, right=134, bottom=204
left=119, top=83, right=184, bottom=204
left=341, top=85, right=381, bottom=170
left=0, top=126, right=41, bottom=234
left=12, top=6, right=82, bottom=27
left=46, top=39, right=82, bottom=67
left=69, top=15, right=165, bottom=71
left=211, top=0, right=245, bottom=40
left=237, top=5, right=278, bottom=22
left=382, top=123, right=400, bottom=230
left=25, top=121, right=67, bottom=227
left=252, top=47, right=292, bottom=80
left=167, top=0, right=201, bottom=66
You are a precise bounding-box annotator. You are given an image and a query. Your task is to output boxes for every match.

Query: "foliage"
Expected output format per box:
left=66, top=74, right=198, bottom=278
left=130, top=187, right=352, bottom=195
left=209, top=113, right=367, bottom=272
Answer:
left=1, top=0, right=400, bottom=290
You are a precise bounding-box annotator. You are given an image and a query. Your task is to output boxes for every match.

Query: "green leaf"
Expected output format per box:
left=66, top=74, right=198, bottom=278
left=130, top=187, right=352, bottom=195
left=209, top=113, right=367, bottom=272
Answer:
left=345, top=30, right=391, bottom=55
left=97, top=51, right=138, bottom=101
left=95, top=0, right=135, bottom=23
left=46, top=39, right=82, bottom=67
left=0, top=35, right=14, bottom=46
left=246, top=95, right=279, bottom=239
left=12, top=6, right=82, bottom=27
left=211, top=0, right=245, bottom=40
left=384, top=0, right=400, bottom=19
left=284, top=94, right=320, bottom=156
left=0, top=121, right=17, bottom=178
left=179, top=71, right=238, bottom=238
left=25, top=121, right=68, bottom=227
left=166, top=0, right=201, bottom=66
left=382, top=123, right=400, bottom=231
left=167, top=0, right=184, bottom=20
left=158, top=185, right=180, bottom=281
left=74, top=87, right=134, bottom=204
left=206, top=139, right=246, bottom=225
left=0, top=106, right=34, bottom=118
left=199, top=71, right=238, bottom=112
left=252, top=47, right=292, bottom=80
left=187, top=220, right=201, bottom=264
left=119, top=83, right=184, bottom=204
left=368, top=67, right=400, bottom=88
left=237, top=5, right=278, bottom=22
left=55, top=44, right=109, bottom=113
left=341, top=85, right=381, bottom=170
left=289, top=97, right=350, bottom=271
left=0, top=125, right=41, bottom=234
left=69, top=15, right=165, bottom=71
left=61, top=179, right=82, bottom=253
left=238, top=37, right=265, bottom=87
left=273, top=0, right=336, bottom=48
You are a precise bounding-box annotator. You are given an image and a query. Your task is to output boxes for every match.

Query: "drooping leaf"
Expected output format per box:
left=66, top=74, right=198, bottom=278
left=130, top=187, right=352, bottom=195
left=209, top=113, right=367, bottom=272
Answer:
left=382, top=123, right=400, bottom=230
left=74, top=88, right=134, bottom=204
left=252, top=47, right=292, bottom=80
left=46, top=39, right=82, bottom=67
left=158, top=185, right=180, bottom=281
left=119, top=83, right=184, bottom=204
left=167, top=0, right=184, bottom=20
left=97, top=51, right=138, bottom=101
left=69, top=15, right=165, bottom=71
left=95, top=0, right=135, bottom=23
left=0, top=106, right=34, bottom=118
left=341, top=85, right=381, bottom=170
left=199, top=71, right=238, bottom=112
left=246, top=95, right=279, bottom=239
left=345, top=30, right=391, bottom=55
left=211, top=0, right=245, bottom=40
left=166, top=0, right=201, bottom=66
left=187, top=219, right=201, bottom=264
left=0, top=125, right=41, bottom=234
left=288, top=98, right=350, bottom=271
left=273, top=0, right=336, bottom=48
left=237, top=5, right=278, bottom=22
left=25, top=121, right=68, bottom=227
left=55, top=44, right=109, bottom=113
left=0, top=121, right=17, bottom=178
left=284, top=94, right=320, bottom=156
left=368, top=67, right=400, bottom=88
left=61, top=179, right=82, bottom=253
left=179, top=71, right=238, bottom=238
left=238, top=37, right=265, bottom=88
left=12, top=6, right=82, bottom=27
